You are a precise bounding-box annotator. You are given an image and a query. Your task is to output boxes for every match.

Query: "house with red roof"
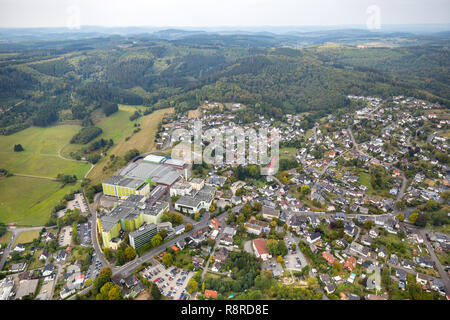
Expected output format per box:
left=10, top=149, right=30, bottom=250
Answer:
left=209, top=218, right=221, bottom=230
left=252, top=238, right=270, bottom=261
left=344, top=256, right=356, bottom=271
left=204, top=289, right=218, bottom=299
left=322, top=251, right=337, bottom=265
left=393, top=169, right=401, bottom=177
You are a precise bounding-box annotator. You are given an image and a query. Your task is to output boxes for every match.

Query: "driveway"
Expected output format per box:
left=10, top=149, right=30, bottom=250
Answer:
left=243, top=240, right=253, bottom=255
left=368, top=266, right=381, bottom=291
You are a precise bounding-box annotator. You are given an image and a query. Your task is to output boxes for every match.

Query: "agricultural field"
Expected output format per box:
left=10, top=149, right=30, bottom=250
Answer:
left=0, top=176, right=81, bottom=226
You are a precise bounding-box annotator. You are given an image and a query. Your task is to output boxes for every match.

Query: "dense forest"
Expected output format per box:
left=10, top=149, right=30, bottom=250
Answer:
left=0, top=31, right=449, bottom=135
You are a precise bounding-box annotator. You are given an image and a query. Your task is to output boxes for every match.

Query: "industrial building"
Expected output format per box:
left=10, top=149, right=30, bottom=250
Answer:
left=98, top=193, right=169, bottom=248
left=102, top=155, right=190, bottom=198
left=129, top=223, right=158, bottom=249
left=174, top=183, right=216, bottom=215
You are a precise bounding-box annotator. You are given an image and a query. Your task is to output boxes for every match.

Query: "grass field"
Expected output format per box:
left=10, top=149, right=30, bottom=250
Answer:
left=280, top=147, right=298, bottom=161
left=0, top=125, right=90, bottom=178
left=305, top=129, right=314, bottom=139
left=97, top=105, right=148, bottom=142
left=436, top=251, right=450, bottom=266
left=0, top=231, right=12, bottom=247
left=13, top=229, right=42, bottom=246
left=28, top=249, right=46, bottom=270
left=130, top=86, right=153, bottom=100
left=61, top=104, right=148, bottom=159
left=0, top=176, right=81, bottom=226
left=87, top=107, right=174, bottom=184
left=358, top=172, right=374, bottom=194
left=60, top=104, right=145, bottom=159
left=0, top=125, right=89, bottom=227
left=0, top=152, right=90, bottom=178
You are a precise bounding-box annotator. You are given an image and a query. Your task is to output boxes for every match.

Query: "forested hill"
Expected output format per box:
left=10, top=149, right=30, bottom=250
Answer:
left=0, top=30, right=449, bottom=134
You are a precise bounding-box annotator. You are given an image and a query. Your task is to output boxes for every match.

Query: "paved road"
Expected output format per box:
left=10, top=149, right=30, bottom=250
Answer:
left=111, top=211, right=226, bottom=278
left=347, top=126, right=358, bottom=150
left=312, top=150, right=350, bottom=190
left=90, top=193, right=110, bottom=268
left=269, top=175, right=282, bottom=187
left=201, top=232, right=220, bottom=281
left=50, top=264, right=61, bottom=300
left=417, top=228, right=450, bottom=293
left=350, top=225, right=361, bottom=248
left=396, top=171, right=408, bottom=202
left=200, top=212, right=228, bottom=284
left=0, top=225, right=47, bottom=271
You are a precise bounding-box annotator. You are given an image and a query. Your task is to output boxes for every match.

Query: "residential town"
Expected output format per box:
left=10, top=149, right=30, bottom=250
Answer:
left=1, top=95, right=449, bottom=301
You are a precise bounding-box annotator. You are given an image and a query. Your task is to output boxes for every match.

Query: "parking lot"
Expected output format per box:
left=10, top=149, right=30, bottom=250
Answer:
left=37, top=278, right=55, bottom=300
left=86, top=252, right=103, bottom=280
left=74, top=193, right=89, bottom=213
left=284, top=233, right=308, bottom=271
left=78, top=222, right=92, bottom=247
left=262, top=259, right=284, bottom=277
left=285, top=252, right=307, bottom=271
left=59, top=226, right=72, bottom=247
left=141, top=262, right=194, bottom=300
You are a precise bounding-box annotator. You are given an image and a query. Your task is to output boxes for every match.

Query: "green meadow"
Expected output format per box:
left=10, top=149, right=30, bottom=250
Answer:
left=280, top=147, right=298, bottom=161
left=0, top=175, right=81, bottom=226
left=60, top=104, right=145, bottom=159
left=0, top=125, right=88, bottom=226
left=0, top=124, right=90, bottom=178
left=358, top=172, right=374, bottom=194
left=0, top=231, right=12, bottom=247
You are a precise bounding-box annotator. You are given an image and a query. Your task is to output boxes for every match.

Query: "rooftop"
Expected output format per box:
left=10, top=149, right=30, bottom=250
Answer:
left=129, top=223, right=157, bottom=239
left=253, top=238, right=268, bottom=255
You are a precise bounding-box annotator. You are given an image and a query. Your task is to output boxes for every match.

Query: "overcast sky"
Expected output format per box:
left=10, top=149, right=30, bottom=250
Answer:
left=0, top=0, right=449, bottom=28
